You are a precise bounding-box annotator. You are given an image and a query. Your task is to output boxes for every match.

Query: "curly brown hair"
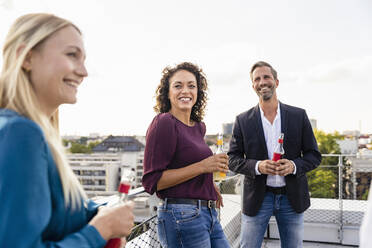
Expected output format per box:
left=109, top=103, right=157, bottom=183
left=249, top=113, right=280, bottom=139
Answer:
left=154, top=62, right=208, bottom=122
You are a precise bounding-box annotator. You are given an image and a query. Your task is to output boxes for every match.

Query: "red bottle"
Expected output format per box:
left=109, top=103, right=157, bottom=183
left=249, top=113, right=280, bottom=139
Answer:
left=273, top=133, right=284, bottom=162
left=104, top=169, right=135, bottom=248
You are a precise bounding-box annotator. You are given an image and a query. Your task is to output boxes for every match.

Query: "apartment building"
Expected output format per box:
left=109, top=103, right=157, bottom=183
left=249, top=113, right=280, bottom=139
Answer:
left=68, top=135, right=145, bottom=197
left=69, top=153, right=122, bottom=197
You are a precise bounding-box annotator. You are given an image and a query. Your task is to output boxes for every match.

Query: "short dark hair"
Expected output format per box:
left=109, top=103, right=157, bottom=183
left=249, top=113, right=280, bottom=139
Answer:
left=153, top=62, right=208, bottom=122
left=250, top=61, right=278, bottom=81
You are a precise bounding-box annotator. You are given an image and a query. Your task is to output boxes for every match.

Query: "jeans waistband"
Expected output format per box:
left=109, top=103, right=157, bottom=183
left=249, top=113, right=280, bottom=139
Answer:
left=161, top=198, right=216, bottom=209
left=266, top=186, right=287, bottom=195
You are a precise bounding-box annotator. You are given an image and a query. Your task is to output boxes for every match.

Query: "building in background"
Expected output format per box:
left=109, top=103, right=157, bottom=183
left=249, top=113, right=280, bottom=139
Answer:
left=69, top=153, right=121, bottom=197
left=310, top=118, right=317, bottom=130
left=337, top=139, right=359, bottom=154
left=343, top=130, right=361, bottom=137
left=68, top=135, right=145, bottom=197
left=349, top=153, right=372, bottom=200
left=222, top=122, right=234, bottom=135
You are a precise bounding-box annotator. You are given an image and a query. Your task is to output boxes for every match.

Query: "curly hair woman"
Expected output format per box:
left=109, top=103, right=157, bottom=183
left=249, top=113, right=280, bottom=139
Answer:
left=142, top=62, right=230, bottom=247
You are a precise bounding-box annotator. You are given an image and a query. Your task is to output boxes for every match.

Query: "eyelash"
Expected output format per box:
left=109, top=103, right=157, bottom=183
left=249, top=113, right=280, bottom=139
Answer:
left=174, top=85, right=196, bottom=89
left=67, top=52, right=77, bottom=58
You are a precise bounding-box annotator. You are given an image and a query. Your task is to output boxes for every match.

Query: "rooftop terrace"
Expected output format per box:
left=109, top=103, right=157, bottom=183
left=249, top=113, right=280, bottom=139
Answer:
left=95, top=154, right=370, bottom=247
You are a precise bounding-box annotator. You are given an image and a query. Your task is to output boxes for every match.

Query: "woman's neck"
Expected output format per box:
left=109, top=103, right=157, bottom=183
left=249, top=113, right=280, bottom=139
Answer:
left=37, top=100, right=57, bottom=118
left=169, top=109, right=194, bottom=126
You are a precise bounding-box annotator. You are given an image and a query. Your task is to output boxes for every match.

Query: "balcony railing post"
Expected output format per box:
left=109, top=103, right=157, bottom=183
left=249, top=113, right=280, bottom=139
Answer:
left=352, top=160, right=357, bottom=200
left=337, top=154, right=344, bottom=243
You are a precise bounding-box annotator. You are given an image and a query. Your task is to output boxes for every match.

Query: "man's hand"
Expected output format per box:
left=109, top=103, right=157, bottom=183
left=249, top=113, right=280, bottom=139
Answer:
left=258, top=160, right=280, bottom=175
left=276, top=159, right=295, bottom=176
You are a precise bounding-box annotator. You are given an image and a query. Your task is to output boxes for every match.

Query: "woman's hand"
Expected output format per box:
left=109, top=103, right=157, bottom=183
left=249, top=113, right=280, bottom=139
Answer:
left=89, top=201, right=135, bottom=240
left=214, top=183, right=224, bottom=208
left=201, top=153, right=229, bottom=174
left=121, top=238, right=127, bottom=247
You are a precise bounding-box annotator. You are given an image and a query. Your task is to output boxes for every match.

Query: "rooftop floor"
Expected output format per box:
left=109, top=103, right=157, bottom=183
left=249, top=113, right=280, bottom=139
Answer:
left=261, top=239, right=356, bottom=248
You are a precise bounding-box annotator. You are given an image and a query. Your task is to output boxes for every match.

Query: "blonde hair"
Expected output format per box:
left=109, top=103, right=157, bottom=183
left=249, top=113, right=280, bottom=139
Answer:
left=0, top=13, right=86, bottom=208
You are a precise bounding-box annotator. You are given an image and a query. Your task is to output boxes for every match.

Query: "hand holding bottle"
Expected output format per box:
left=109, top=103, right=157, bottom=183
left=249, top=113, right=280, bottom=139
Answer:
left=201, top=153, right=229, bottom=174
left=95, top=169, right=136, bottom=247
left=276, top=159, right=295, bottom=176
left=257, top=160, right=278, bottom=175
left=213, top=133, right=228, bottom=181
left=90, top=201, right=135, bottom=241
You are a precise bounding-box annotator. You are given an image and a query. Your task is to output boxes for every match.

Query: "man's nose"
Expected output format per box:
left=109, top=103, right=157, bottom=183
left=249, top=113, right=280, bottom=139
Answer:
left=258, top=78, right=267, bottom=86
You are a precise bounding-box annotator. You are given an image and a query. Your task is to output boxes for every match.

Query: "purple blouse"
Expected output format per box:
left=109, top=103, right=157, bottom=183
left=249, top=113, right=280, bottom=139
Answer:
left=142, top=113, right=217, bottom=201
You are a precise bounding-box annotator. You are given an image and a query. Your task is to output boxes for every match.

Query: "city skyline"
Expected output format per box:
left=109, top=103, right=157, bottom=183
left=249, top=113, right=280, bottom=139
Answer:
left=1, top=0, right=371, bottom=136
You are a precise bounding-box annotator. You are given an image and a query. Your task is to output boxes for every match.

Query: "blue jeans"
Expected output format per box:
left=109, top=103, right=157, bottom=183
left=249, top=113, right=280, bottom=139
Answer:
left=157, top=200, right=230, bottom=248
left=240, top=192, right=304, bottom=248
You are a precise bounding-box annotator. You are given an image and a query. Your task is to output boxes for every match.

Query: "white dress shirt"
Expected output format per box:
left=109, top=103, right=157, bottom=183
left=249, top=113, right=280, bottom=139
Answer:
left=254, top=103, right=296, bottom=187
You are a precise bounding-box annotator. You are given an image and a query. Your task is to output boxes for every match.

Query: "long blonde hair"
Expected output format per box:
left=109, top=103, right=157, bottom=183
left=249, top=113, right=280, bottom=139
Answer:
left=0, top=13, right=86, bottom=208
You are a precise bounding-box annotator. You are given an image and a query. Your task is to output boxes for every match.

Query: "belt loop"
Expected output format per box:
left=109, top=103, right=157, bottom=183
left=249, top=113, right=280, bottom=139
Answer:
left=198, top=200, right=201, bottom=209
left=164, top=198, right=168, bottom=208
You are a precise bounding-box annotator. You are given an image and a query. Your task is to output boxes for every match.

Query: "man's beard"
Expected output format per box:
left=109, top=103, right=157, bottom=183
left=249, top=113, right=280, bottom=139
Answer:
left=256, top=87, right=274, bottom=101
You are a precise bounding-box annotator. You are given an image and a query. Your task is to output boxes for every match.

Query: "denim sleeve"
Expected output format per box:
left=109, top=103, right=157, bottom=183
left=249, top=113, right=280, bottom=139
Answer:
left=0, top=120, right=106, bottom=248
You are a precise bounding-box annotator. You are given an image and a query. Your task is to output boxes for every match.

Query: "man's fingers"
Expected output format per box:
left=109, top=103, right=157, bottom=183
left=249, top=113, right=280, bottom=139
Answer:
left=265, top=166, right=277, bottom=175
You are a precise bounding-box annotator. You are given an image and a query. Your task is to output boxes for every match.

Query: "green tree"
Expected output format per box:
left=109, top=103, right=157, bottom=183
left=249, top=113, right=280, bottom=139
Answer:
left=362, top=188, right=369, bottom=200
left=309, top=169, right=336, bottom=198
left=314, top=129, right=343, bottom=166
left=307, top=129, right=343, bottom=198
left=62, top=139, right=69, bottom=147
left=88, top=141, right=100, bottom=150
left=79, top=136, right=88, bottom=145
left=69, top=142, right=91, bottom=153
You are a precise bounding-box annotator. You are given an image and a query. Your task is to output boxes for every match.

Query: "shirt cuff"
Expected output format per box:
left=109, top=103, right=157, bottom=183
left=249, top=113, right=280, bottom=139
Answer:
left=81, top=224, right=107, bottom=247
left=255, top=161, right=261, bottom=175
left=290, top=160, right=297, bottom=174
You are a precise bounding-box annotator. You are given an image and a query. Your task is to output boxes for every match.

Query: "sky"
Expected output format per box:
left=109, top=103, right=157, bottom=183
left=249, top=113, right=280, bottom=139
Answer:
left=0, top=0, right=371, bottom=136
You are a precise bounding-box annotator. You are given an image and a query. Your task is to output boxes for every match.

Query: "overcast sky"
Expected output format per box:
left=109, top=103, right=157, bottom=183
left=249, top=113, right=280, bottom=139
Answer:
left=1, top=0, right=371, bottom=136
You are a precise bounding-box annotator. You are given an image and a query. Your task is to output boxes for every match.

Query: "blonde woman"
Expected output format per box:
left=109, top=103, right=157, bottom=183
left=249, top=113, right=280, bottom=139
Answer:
left=0, top=13, right=134, bottom=247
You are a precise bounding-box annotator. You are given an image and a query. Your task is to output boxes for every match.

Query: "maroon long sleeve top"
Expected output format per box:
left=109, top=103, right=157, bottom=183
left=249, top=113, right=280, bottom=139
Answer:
left=142, top=113, right=217, bottom=201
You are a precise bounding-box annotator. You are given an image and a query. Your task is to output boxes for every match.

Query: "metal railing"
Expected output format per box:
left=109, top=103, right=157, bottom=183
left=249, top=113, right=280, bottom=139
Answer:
left=305, top=154, right=370, bottom=224
left=97, top=154, right=370, bottom=247
left=126, top=215, right=160, bottom=247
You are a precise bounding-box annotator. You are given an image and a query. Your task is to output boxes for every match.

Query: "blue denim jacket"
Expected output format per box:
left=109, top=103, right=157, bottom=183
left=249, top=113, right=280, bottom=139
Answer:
left=0, top=109, right=106, bottom=247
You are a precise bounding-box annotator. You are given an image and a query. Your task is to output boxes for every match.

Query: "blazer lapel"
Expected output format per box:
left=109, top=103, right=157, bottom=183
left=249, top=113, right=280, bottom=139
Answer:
left=280, top=102, right=288, bottom=146
left=253, top=104, right=268, bottom=158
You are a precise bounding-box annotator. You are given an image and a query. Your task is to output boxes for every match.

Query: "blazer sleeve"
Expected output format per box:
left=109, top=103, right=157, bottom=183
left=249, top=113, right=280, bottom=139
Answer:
left=142, top=114, right=177, bottom=194
left=0, top=121, right=106, bottom=248
left=228, top=115, right=258, bottom=179
left=292, top=111, right=322, bottom=177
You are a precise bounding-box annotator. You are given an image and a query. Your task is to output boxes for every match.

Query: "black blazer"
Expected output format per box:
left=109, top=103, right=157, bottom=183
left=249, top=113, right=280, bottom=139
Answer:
left=228, top=102, right=321, bottom=216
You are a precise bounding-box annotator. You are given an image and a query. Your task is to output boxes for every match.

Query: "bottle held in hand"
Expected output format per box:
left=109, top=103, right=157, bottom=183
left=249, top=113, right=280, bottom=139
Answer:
left=273, top=133, right=284, bottom=183
left=213, top=133, right=226, bottom=182
left=273, top=133, right=284, bottom=162
left=104, top=169, right=135, bottom=248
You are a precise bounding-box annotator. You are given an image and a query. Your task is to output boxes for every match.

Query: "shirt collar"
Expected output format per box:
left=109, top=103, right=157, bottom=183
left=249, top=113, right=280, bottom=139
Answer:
left=259, top=102, right=281, bottom=121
